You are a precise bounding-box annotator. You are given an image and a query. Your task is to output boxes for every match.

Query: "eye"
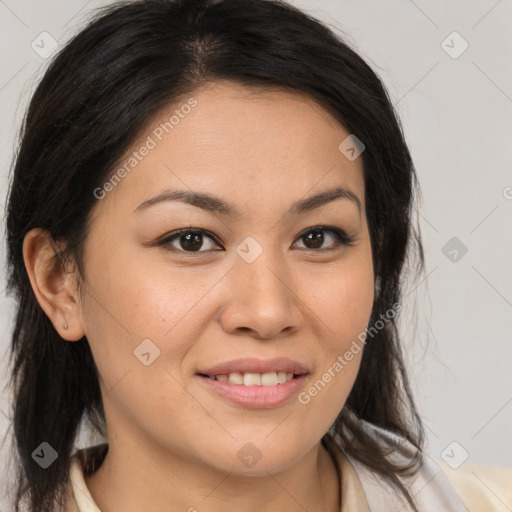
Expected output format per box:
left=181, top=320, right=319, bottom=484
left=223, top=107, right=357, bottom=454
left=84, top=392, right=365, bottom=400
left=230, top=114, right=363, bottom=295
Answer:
left=158, top=228, right=221, bottom=253
left=157, top=225, right=355, bottom=255
left=293, top=226, right=355, bottom=251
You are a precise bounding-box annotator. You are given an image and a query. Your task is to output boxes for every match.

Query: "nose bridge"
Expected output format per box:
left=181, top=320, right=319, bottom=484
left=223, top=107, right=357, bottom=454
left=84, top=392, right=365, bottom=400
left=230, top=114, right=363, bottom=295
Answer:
left=237, top=235, right=291, bottom=309
left=221, top=234, right=302, bottom=338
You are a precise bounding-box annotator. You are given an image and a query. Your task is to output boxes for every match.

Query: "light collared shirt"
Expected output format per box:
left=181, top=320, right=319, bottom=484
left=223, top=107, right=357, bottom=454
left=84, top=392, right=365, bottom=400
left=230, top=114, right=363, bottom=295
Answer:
left=64, top=438, right=512, bottom=512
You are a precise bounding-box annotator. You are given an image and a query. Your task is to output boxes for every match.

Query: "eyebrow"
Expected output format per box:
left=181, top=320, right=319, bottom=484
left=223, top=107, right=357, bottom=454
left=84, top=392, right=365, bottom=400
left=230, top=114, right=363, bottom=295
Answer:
left=133, top=186, right=362, bottom=218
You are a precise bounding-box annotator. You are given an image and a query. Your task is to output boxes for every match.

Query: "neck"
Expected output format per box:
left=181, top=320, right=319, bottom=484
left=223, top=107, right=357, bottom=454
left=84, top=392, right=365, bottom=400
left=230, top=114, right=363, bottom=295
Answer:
left=84, top=433, right=340, bottom=512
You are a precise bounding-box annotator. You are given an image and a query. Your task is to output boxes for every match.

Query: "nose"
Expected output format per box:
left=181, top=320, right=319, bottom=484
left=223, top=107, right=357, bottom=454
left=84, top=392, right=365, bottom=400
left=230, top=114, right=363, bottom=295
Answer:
left=218, top=249, right=304, bottom=340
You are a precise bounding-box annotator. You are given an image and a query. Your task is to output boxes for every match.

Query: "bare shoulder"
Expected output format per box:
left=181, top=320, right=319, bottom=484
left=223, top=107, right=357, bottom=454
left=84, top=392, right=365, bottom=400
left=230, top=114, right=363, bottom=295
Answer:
left=438, top=460, right=512, bottom=512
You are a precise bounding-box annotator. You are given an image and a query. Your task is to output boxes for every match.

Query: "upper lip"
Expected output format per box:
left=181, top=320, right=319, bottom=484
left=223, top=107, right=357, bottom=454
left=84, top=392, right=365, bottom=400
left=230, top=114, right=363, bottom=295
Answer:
left=197, top=357, right=310, bottom=376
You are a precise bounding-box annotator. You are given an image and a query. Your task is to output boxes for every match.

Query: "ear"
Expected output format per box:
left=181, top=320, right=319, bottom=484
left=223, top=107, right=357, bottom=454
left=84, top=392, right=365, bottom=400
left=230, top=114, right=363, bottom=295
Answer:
left=23, top=228, right=85, bottom=342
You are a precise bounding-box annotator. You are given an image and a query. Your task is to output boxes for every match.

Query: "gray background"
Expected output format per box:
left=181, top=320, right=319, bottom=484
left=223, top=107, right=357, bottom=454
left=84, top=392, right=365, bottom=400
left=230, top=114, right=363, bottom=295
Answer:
left=1, top=0, right=511, bottom=501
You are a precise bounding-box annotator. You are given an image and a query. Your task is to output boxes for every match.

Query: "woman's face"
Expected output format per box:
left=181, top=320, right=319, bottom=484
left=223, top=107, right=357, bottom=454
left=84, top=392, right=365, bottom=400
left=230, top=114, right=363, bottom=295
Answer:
left=77, top=81, right=374, bottom=474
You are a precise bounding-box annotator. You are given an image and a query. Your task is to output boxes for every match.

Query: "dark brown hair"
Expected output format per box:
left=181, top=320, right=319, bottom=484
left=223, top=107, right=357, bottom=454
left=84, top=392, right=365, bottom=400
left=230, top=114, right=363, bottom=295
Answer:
left=5, top=0, right=425, bottom=510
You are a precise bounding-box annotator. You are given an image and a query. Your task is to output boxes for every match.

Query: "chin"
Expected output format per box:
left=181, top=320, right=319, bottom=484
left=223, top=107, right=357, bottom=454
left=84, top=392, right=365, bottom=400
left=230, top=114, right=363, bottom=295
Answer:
left=199, top=437, right=311, bottom=476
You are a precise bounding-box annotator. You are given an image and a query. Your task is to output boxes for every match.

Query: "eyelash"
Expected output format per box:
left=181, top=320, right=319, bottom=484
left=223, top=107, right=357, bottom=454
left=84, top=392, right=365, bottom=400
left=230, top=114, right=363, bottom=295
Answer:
left=156, top=225, right=355, bottom=255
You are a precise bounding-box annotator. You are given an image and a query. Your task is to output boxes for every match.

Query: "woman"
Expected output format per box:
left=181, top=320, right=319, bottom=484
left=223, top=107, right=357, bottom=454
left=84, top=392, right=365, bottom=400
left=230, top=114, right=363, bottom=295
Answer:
left=4, top=1, right=511, bottom=511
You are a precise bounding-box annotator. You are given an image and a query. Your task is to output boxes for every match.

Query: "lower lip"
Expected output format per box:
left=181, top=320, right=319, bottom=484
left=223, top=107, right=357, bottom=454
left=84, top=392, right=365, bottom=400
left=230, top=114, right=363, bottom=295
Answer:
left=197, top=374, right=309, bottom=409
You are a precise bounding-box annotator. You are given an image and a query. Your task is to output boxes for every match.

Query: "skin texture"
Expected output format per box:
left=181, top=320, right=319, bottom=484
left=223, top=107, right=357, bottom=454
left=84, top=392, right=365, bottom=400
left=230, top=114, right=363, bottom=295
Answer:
left=23, top=82, right=375, bottom=512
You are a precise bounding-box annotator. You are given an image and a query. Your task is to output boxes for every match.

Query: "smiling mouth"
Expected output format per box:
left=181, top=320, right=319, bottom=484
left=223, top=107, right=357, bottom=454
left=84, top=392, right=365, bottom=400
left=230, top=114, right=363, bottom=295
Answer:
left=196, top=371, right=309, bottom=409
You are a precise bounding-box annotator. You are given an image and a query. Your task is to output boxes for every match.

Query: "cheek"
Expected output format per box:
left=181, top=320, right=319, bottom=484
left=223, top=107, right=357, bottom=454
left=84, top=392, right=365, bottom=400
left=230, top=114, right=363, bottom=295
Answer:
left=299, top=254, right=374, bottom=408
left=82, top=227, right=212, bottom=340
left=79, top=237, right=209, bottom=397
left=312, top=253, right=375, bottom=348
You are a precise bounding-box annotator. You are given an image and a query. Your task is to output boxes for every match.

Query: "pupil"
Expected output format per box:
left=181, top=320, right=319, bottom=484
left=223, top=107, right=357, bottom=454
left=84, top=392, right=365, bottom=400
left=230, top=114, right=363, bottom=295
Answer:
left=181, top=232, right=202, bottom=251
left=306, top=231, right=323, bottom=249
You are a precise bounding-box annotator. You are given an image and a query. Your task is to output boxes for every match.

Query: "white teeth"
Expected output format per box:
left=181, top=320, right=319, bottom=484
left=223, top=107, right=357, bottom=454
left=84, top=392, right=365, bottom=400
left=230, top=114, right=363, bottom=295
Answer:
left=261, top=372, right=278, bottom=386
left=210, top=371, right=297, bottom=386
left=243, top=372, right=261, bottom=386
left=228, top=372, right=244, bottom=385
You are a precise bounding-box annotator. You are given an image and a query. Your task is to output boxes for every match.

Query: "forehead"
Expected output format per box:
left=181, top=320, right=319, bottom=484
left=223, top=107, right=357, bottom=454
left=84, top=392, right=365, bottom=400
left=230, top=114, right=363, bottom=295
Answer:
left=93, top=81, right=365, bottom=219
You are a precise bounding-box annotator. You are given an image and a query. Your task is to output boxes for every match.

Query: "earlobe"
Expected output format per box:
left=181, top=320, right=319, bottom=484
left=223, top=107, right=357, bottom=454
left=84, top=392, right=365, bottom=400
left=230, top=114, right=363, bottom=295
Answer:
left=22, top=228, right=85, bottom=342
